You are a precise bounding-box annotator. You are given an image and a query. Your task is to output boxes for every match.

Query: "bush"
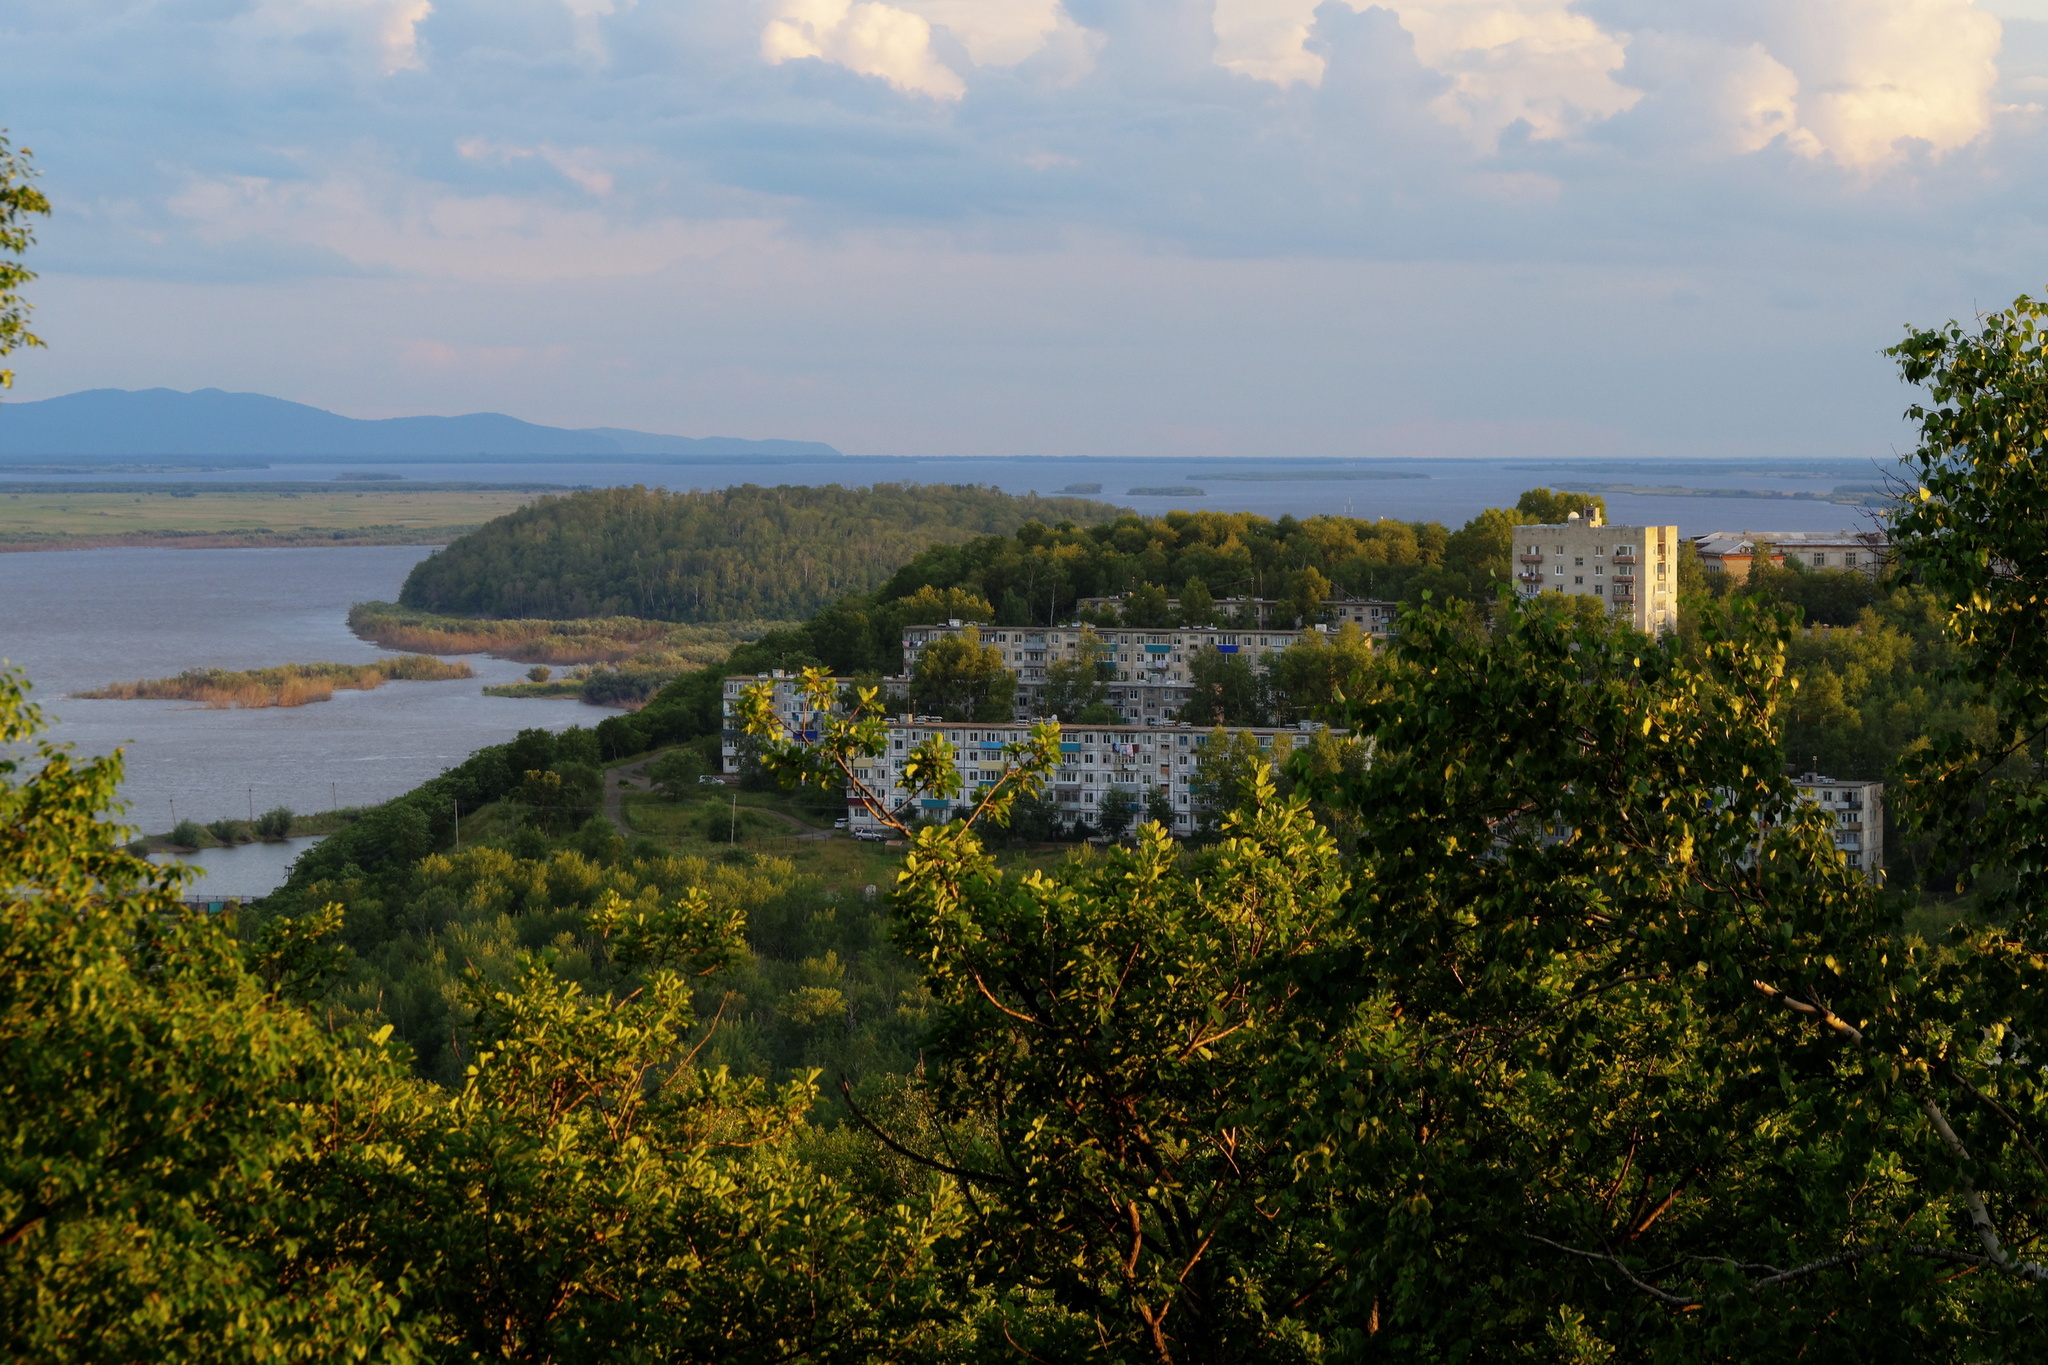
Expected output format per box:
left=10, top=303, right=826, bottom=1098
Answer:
left=526, top=664, right=552, bottom=683
left=169, top=819, right=205, bottom=849
left=649, top=747, right=710, bottom=799
left=207, top=819, right=249, bottom=845
left=254, top=807, right=293, bottom=840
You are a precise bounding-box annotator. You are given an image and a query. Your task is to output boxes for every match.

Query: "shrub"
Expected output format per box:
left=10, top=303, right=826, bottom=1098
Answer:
left=254, top=807, right=293, bottom=840
left=169, top=819, right=206, bottom=849
left=207, top=819, right=249, bottom=845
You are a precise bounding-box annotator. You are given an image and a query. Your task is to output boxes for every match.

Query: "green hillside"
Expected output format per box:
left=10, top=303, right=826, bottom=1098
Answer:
left=396, top=482, right=1124, bottom=621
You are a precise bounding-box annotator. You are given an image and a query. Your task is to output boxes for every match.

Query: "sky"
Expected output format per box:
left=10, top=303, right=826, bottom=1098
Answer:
left=6, top=0, right=2048, bottom=460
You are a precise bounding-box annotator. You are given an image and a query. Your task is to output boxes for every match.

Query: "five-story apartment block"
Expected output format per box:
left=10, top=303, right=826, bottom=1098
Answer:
left=1515, top=510, right=1679, bottom=635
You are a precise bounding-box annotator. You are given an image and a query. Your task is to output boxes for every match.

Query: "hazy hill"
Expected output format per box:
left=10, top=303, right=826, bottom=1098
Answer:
left=0, top=388, right=843, bottom=459
left=399, top=483, right=1125, bottom=621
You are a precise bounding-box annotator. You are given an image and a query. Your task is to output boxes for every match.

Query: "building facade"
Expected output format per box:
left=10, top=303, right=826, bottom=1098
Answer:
left=1792, top=772, right=1884, bottom=878
left=1074, top=594, right=1400, bottom=634
left=900, top=620, right=1362, bottom=722
left=1691, top=530, right=1886, bottom=581
left=719, top=674, right=1316, bottom=836
left=1515, top=512, right=1679, bottom=634
left=844, top=718, right=1315, bottom=835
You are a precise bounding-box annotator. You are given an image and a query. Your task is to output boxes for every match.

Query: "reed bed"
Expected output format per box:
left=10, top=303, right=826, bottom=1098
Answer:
left=347, top=603, right=792, bottom=667
left=76, top=655, right=474, bottom=708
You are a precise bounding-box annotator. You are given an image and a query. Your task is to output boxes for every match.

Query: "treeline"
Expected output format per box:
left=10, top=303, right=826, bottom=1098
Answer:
left=395, top=483, right=1124, bottom=622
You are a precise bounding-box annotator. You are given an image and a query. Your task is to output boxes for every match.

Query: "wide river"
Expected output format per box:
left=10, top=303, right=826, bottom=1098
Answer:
left=0, top=545, right=588, bottom=895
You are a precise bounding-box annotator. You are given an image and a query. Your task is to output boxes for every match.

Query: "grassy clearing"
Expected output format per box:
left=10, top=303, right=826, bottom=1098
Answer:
left=75, top=655, right=474, bottom=708
left=0, top=486, right=552, bottom=549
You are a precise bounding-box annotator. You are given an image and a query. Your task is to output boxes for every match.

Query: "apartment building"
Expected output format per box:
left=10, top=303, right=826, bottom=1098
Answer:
left=719, top=672, right=860, bottom=775
left=1515, top=510, right=1679, bottom=635
left=1074, top=594, right=1400, bottom=634
left=901, top=620, right=1345, bottom=722
left=1792, top=772, right=1884, bottom=879
left=1692, top=530, right=1886, bottom=581
left=845, top=718, right=1314, bottom=835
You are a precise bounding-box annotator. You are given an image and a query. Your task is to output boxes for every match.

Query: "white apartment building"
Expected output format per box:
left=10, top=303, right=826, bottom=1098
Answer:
left=900, top=620, right=1347, bottom=722
left=1074, top=594, right=1400, bottom=634
left=1515, top=511, right=1678, bottom=634
left=844, top=718, right=1314, bottom=835
left=1792, top=772, right=1884, bottom=879
left=1692, top=530, right=1886, bottom=581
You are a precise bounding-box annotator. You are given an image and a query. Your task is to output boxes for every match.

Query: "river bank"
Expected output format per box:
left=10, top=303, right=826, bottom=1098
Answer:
left=0, top=545, right=590, bottom=827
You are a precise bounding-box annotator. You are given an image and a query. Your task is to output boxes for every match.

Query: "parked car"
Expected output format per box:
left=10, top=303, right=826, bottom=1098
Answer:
left=833, top=818, right=849, bottom=829
left=852, top=828, right=889, bottom=842
left=696, top=775, right=724, bottom=786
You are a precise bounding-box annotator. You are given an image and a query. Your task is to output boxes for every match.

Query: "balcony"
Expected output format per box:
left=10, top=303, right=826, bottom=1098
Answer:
left=1517, top=571, right=1545, bottom=584
left=1518, top=553, right=1544, bottom=564
left=1614, top=554, right=1637, bottom=566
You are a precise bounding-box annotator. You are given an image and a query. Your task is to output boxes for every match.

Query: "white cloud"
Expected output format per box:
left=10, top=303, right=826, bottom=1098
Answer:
left=168, top=170, right=775, bottom=282
left=242, top=0, right=435, bottom=74
left=1211, top=1, right=1641, bottom=142
left=1213, top=0, right=2000, bottom=165
left=762, top=0, right=967, bottom=98
left=894, top=0, right=1066, bottom=67
left=1737, top=0, right=2001, bottom=166
left=1396, top=1, right=1642, bottom=145
left=1214, top=0, right=1327, bottom=86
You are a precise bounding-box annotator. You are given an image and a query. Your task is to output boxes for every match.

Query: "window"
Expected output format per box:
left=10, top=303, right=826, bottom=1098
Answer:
left=1594, top=565, right=1605, bottom=576
left=1593, top=585, right=1604, bottom=596
left=1574, top=576, right=1584, bottom=585
left=1574, top=557, right=1584, bottom=567
left=1813, top=552, right=1826, bottom=566
left=1845, top=553, right=1859, bottom=568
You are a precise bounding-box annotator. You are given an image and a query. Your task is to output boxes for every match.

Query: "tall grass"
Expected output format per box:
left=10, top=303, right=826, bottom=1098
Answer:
left=76, top=655, right=474, bottom=708
left=347, top=602, right=791, bottom=667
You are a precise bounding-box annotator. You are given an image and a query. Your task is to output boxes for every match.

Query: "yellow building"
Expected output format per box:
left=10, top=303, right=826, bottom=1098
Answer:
left=1514, top=509, right=1678, bottom=634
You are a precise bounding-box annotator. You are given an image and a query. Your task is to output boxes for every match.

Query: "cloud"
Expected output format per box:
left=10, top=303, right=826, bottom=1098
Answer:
left=167, top=168, right=776, bottom=282
left=1742, top=0, right=2001, bottom=165
left=762, top=0, right=968, bottom=98
left=241, top=0, right=435, bottom=73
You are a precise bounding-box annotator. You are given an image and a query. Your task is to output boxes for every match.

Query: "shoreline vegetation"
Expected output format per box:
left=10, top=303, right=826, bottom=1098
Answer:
left=132, top=804, right=368, bottom=854
left=74, top=654, right=474, bottom=708
left=349, top=601, right=796, bottom=707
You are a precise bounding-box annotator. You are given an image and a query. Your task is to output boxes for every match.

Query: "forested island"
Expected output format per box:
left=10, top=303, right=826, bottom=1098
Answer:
left=394, top=482, right=1125, bottom=621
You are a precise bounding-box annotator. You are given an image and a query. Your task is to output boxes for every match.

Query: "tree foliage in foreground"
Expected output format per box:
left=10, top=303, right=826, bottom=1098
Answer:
left=0, top=669, right=962, bottom=1362
left=0, top=133, right=49, bottom=391
left=742, top=585, right=2047, bottom=1358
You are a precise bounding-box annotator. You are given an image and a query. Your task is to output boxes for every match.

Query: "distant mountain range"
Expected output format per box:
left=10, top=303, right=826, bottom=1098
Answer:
left=0, top=388, right=844, bottom=460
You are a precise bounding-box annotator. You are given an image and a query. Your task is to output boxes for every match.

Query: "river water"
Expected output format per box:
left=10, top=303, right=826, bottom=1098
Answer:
left=0, top=544, right=588, bottom=894
left=5, top=453, right=1899, bottom=534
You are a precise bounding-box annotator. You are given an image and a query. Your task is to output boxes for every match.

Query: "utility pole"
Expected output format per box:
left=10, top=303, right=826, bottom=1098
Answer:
left=247, top=787, right=254, bottom=821
left=453, top=799, right=460, bottom=852
left=730, top=792, right=737, bottom=845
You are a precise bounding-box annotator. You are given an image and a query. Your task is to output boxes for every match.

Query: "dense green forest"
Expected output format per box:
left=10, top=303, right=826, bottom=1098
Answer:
left=395, top=483, right=1124, bottom=621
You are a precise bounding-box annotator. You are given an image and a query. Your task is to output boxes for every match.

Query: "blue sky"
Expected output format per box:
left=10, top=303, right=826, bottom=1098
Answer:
left=6, top=0, right=2048, bottom=459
